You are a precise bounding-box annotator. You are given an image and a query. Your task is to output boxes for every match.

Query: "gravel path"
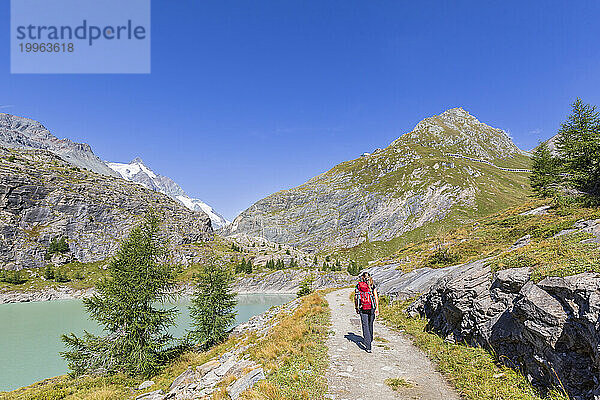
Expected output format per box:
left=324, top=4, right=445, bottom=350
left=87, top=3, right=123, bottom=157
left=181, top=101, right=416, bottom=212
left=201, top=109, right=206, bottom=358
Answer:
left=325, top=288, right=460, bottom=400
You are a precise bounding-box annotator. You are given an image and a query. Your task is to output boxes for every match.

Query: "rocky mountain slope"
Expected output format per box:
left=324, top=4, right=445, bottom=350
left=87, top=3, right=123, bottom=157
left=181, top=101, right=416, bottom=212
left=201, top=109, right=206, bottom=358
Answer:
left=0, top=113, right=119, bottom=177
left=0, top=147, right=212, bottom=270
left=224, top=108, right=532, bottom=252
left=108, top=158, right=228, bottom=228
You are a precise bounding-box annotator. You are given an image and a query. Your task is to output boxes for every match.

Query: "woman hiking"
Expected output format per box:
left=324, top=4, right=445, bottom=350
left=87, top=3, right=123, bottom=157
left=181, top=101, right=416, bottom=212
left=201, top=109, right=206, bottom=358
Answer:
left=354, top=272, right=379, bottom=353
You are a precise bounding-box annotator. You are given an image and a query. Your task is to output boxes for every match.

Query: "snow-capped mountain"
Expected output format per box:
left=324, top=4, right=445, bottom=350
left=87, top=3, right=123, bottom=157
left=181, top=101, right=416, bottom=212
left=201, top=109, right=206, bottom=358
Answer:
left=107, top=158, right=228, bottom=229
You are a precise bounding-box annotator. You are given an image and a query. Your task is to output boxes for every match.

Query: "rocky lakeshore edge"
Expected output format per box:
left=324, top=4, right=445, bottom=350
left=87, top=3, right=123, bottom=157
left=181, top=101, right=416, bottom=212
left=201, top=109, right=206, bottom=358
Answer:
left=0, top=269, right=354, bottom=304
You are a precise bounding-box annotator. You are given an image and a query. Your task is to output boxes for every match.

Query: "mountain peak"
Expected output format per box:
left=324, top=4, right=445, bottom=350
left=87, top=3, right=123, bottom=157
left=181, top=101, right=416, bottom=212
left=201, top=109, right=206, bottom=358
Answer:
left=440, top=107, right=476, bottom=120
left=131, top=156, right=145, bottom=165
left=404, top=107, right=518, bottom=161
left=0, top=112, right=119, bottom=177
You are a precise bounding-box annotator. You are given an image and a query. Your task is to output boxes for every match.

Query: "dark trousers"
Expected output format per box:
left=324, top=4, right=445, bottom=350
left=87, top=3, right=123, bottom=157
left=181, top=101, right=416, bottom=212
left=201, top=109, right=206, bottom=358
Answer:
left=359, top=309, right=375, bottom=350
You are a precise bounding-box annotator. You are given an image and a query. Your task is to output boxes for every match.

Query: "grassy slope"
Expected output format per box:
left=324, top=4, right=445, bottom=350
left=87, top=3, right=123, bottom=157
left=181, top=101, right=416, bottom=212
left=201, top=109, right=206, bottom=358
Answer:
left=337, top=196, right=600, bottom=281
left=330, top=150, right=532, bottom=265
left=380, top=298, right=568, bottom=400
left=2, top=292, right=330, bottom=400
left=241, top=292, right=329, bottom=400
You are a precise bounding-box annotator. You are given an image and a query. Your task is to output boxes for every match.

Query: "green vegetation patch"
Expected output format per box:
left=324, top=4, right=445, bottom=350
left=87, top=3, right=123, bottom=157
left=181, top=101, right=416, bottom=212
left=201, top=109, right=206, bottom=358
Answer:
left=385, top=377, right=415, bottom=390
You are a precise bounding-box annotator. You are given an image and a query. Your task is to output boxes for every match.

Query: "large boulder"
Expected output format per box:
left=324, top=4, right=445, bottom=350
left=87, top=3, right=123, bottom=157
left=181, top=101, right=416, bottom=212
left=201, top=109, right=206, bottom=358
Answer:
left=412, top=264, right=600, bottom=399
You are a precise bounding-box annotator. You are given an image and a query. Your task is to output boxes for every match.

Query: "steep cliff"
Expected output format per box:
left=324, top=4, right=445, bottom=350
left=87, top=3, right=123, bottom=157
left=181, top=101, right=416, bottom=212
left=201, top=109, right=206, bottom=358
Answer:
left=0, top=147, right=212, bottom=270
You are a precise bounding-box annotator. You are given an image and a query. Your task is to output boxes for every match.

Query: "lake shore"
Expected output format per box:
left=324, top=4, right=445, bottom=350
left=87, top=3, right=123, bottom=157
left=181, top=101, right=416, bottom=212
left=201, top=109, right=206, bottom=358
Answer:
left=0, top=269, right=353, bottom=304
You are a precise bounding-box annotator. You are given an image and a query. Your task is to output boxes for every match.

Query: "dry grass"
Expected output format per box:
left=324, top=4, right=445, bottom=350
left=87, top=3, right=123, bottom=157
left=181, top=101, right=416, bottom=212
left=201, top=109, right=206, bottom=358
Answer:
left=241, top=292, right=330, bottom=400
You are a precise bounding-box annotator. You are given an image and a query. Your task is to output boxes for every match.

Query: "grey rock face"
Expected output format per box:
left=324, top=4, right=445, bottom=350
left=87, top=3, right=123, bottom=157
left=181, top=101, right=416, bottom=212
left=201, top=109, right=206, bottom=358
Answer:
left=135, top=390, right=164, bottom=400
left=412, top=264, right=600, bottom=399
left=138, top=380, right=155, bottom=390
left=224, top=107, right=531, bottom=251
left=0, top=147, right=212, bottom=269
left=0, top=113, right=119, bottom=177
left=169, top=367, right=196, bottom=391
left=365, top=263, right=460, bottom=301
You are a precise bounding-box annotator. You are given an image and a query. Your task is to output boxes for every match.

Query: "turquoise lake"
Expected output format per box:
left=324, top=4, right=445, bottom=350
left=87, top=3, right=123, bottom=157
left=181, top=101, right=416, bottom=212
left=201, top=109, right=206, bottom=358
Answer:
left=0, top=293, right=294, bottom=392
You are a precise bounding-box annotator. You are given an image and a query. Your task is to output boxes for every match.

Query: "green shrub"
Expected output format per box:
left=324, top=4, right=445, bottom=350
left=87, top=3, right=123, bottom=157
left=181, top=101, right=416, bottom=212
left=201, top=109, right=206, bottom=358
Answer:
left=47, top=237, right=69, bottom=259
left=426, top=248, right=460, bottom=267
left=44, top=265, right=55, bottom=280
left=297, top=276, right=314, bottom=297
left=7, top=155, right=15, bottom=163
left=0, top=270, right=27, bottom=284
left=72, top=270, right=84, bottom=280
left=54, top=268, right=70, bottom=282
left=347, top=260, right=361, bottom=276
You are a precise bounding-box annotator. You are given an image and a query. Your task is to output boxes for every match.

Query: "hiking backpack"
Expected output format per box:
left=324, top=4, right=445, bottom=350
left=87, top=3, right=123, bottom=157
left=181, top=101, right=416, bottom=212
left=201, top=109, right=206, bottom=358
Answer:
left=357, top=281, right=373, bottom=310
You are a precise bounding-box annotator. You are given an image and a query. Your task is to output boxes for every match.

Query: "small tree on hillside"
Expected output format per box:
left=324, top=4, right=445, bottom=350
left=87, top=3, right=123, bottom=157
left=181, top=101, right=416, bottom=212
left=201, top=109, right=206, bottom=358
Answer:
left=556, top=98, right=600, bottom=194
left=188, top=258, right=237, bottom=348
left=530, top=142, right=561, bottom=197
left=297, top=275, right=314, bottom=297
left=61, top=212, right=177, bottom=377
left=347, top=260, right=361, bottom=276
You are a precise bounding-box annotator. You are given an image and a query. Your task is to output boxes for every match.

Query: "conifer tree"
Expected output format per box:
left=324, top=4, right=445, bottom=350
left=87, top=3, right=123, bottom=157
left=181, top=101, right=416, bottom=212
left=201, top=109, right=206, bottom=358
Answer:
left=530, top=142, right=561, bottom=197
left=188, top=258, right=237, bottom=348
left=61, top=213, right=177, bottom=377
left=556, top=98, right=600, bottom=194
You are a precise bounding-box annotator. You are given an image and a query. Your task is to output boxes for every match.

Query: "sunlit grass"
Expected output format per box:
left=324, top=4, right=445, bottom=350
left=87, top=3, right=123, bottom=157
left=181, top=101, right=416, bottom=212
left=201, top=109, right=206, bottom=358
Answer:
left=241, top=292, right=330, bottom=400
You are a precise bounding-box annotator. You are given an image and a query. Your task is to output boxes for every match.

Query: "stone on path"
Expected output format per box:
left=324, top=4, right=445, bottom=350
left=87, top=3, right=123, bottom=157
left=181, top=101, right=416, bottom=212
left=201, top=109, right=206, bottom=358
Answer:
left=138, top=380, right=154, bottom=390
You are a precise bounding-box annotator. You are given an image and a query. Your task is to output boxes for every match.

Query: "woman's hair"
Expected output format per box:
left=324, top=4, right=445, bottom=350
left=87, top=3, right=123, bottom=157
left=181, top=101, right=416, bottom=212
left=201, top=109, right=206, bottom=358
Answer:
left=368, top=276, right=374, bottom=288
left=360, top=272, right=369, bottom=282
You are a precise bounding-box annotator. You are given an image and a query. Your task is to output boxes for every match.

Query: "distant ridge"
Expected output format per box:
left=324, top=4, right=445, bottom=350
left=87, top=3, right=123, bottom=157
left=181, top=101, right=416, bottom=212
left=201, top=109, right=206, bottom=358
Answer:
left=0, top=113, right=119, bottom=177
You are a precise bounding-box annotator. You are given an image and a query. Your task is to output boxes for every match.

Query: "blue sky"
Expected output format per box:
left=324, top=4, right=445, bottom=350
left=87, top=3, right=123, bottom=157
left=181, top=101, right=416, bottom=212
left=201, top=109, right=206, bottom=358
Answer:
left=2, top=1, right=600, bottom=220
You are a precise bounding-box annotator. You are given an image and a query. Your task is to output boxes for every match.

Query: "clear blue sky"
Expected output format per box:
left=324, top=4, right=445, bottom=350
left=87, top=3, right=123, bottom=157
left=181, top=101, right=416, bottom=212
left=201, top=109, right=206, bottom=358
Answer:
left=2, top=1, right=600, bottom=220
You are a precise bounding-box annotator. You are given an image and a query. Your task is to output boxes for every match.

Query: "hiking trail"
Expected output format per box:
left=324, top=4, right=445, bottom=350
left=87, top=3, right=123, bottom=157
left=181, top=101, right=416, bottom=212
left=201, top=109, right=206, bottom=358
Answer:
left=325, top=288, right=460, bottom=400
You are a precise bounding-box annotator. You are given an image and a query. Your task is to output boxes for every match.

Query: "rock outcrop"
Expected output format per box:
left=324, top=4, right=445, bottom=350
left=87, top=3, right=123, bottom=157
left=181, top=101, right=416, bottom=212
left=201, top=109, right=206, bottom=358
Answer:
left=365, top=262, right=460, bottom=300
left=224, top=108, right=531, bottom=251
left=409, top=264, right=600, bottom=399
left=0, top=147, right=212, bottom=270
left=138, top=299, right=302, bottom=400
